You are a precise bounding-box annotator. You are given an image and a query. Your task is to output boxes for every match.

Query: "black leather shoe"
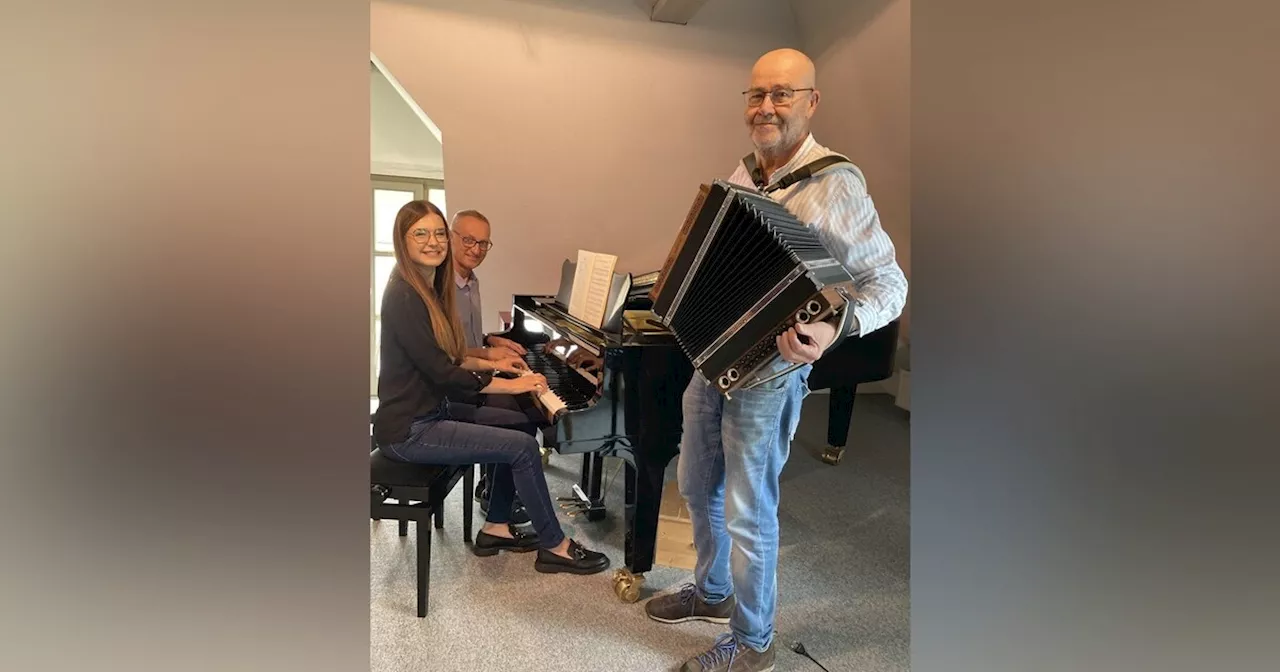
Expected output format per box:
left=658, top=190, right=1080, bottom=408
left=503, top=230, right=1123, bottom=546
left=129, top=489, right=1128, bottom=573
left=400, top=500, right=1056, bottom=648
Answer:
left=471, top=527, right=539, bottom=556
left=480, top=497, right=533, bottom=529
left=510, top=500, right=532, bottom=528
left=533, top=539, right=610, bottom=575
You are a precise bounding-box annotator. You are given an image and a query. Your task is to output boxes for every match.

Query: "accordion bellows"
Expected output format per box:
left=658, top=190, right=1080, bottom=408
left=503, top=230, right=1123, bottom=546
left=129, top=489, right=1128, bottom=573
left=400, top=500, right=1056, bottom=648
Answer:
left=650, top=180, right=857, bottom=396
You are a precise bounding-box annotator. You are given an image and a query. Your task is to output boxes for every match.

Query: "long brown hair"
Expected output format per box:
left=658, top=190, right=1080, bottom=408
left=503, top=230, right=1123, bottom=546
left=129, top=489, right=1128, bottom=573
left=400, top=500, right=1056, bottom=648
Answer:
left=391, top=199, right=467, bottom=362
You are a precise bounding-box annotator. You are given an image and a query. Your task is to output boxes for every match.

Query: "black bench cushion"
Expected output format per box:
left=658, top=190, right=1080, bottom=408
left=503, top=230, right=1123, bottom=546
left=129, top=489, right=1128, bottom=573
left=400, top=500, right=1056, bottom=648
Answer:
left=370, top=448, right=455, bottom=488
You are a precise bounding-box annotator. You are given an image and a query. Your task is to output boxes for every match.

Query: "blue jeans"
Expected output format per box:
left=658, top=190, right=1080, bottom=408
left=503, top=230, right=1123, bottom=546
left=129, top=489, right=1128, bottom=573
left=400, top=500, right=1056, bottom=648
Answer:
left=380, top=400, right=566, bottom=549
left=466, top=393, right=536, bottom=494
left=678, top=361, right=811, bottom=652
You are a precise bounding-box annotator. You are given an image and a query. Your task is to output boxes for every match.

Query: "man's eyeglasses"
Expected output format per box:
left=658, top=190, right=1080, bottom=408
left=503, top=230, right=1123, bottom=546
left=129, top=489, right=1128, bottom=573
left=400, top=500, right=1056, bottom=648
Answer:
left=410, top=228, right=449, bottom=244
left=743, top=87, right=814, bottom=108
left=454, top=233, right=493, bottom=252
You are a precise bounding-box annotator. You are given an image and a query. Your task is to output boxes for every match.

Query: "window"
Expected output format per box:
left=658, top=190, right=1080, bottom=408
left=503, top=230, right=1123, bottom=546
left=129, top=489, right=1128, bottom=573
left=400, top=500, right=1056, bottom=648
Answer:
left=370, top=175, right=445, bottom=397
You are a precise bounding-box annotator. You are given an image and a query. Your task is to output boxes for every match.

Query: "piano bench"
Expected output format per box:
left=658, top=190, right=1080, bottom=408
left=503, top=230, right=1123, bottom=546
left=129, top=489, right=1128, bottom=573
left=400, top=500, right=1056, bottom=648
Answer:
left=370, top=448, right=474, bottom=618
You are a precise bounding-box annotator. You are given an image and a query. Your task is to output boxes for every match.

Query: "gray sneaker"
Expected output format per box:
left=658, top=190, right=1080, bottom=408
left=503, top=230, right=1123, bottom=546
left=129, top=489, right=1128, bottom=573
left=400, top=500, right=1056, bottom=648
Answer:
left=680, top=634, right=775, bottom=672
left=645, top=583, right=734, bottom=624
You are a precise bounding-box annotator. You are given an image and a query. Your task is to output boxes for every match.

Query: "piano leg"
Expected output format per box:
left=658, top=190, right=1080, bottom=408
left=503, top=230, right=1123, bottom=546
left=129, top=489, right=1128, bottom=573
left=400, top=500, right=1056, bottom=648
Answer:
left=613, top=460, right=643, bottom=603
left=624, top=456, right=667, bottom=574
left=609, top=347, right=691, bottom=603
left=612, top=449, right=672, bottom=602
left=822, top=384, right=857, bottom=465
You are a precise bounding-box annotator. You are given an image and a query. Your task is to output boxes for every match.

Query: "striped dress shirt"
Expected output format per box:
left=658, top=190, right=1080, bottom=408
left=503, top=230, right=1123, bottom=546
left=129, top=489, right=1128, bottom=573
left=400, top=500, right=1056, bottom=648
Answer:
left=727, top=133, right=908, bottom=337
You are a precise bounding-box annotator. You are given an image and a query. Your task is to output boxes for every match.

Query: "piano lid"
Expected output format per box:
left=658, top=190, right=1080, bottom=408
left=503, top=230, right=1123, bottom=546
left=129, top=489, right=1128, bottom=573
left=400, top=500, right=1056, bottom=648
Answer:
left=515, top=291, right=677, bottom=351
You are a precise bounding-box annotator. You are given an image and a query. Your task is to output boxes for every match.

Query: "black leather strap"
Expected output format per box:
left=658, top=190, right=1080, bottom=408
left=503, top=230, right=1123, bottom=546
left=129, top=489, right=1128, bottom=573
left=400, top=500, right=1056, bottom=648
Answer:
left=742, top=152, right=766, bottom=189
left=825, top=299, right=861, bottom=350
left=741, top=152, right=853, bottom=193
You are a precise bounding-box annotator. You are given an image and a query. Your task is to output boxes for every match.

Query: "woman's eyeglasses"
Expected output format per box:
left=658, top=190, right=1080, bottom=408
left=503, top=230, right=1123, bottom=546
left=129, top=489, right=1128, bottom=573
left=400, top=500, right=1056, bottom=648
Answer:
left=410, top=229, right=449, bottom=244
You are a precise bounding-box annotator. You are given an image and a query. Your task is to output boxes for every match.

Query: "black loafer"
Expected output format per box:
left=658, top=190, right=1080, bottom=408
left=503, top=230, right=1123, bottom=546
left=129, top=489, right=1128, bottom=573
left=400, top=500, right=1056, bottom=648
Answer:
left=534, top=539, right=610, bottom=575
left=479, top=497, right=533, bottom=529
left=472, top=527, right=540, bottom=556
left=510, top=500, right=533, bottom=529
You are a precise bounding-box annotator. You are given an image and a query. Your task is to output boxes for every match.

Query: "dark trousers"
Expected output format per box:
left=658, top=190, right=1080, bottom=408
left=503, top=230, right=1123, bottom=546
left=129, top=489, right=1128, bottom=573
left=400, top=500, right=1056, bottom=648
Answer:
left=381, top=400, right=565, bottom=549
left=470, top=393, right=533, bottom=495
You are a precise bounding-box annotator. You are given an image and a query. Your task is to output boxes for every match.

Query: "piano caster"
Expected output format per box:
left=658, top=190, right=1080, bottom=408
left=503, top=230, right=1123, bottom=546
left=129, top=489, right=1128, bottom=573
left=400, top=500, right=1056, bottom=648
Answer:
left=612, top=568, right=645, bottom=603
left=821, top=445, right=845, bottom=465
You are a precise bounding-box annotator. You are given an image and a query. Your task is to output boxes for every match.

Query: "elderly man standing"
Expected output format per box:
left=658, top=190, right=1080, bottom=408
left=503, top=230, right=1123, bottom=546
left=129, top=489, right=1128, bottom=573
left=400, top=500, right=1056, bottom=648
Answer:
left=644, top=48, right=908, bottom=672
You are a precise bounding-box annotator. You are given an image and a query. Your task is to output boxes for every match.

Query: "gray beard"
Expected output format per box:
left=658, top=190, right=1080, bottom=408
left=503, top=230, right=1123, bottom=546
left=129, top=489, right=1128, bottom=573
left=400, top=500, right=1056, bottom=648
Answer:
left=756, top=134, right=800, bottom=164
left=753, top=127, right=792, bottom=154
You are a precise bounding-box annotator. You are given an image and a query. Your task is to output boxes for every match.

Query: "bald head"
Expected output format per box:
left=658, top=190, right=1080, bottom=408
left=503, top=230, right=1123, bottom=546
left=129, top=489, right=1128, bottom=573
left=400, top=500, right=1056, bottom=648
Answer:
left=744, top=48, right=820, bottom=159
left=751, top=48, right=816, bottom=90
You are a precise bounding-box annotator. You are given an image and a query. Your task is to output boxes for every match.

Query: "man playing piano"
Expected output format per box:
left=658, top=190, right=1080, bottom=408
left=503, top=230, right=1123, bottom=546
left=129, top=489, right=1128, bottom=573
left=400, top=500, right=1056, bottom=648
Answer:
left=450, top=209, right=527, bottom=365
left=449, top=209, right=539, bottom=525
left=644, top=48, right=908, bottom=672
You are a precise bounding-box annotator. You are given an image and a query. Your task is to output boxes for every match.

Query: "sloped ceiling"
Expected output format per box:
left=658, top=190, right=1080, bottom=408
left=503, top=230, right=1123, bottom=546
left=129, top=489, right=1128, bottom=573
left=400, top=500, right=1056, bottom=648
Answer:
left=371, top=63, right=444, bottom=179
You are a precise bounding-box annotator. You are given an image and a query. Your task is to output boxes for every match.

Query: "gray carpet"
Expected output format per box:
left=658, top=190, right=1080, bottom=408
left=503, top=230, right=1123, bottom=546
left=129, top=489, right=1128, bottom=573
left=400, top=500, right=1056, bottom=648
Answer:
left=370, top=393, right=910, bottom=672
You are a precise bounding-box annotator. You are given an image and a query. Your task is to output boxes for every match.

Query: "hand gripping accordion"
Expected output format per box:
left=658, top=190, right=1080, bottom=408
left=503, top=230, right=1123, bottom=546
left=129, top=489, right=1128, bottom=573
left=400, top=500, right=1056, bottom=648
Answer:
left=649, top=171, right=858, bottom=398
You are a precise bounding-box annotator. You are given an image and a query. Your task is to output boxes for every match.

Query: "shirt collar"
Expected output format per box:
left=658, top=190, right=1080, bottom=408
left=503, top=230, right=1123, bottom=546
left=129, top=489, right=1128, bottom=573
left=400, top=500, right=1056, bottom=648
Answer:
left=454, top=269, right=478, bottom=289
left=766, top=133, right=817, bottom=184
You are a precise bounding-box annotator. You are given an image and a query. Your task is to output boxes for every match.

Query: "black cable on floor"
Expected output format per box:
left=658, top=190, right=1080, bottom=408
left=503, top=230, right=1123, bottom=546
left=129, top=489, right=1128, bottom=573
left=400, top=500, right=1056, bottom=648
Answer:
left=790, top=642, right=832, bottom=672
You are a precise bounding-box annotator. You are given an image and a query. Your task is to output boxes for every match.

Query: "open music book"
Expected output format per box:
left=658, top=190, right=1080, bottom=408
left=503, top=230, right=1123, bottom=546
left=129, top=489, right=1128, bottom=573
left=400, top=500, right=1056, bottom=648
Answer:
left=567, top=249, right=619, bottom=329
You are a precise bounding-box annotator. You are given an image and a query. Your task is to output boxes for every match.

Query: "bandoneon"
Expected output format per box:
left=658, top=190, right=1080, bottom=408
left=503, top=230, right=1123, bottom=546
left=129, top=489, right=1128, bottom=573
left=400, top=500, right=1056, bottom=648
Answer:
left=650, top=180, right=856, bottom=396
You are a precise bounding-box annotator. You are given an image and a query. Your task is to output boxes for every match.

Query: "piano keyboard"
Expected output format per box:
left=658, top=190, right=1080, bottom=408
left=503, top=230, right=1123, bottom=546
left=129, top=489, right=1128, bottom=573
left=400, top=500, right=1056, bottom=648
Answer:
left=522, top=342, right=599, bottom=412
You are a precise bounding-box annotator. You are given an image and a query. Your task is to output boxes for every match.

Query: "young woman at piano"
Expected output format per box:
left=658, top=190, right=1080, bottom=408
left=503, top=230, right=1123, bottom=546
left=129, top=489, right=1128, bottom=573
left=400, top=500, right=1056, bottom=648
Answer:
left=371, top=199, right=610, bottom=575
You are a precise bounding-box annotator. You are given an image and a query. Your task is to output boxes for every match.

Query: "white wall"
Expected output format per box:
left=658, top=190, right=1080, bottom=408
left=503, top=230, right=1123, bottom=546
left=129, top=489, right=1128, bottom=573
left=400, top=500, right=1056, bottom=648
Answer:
left=791, top=0, right=912, bottom=339
left=371, top=62, right=445, bottom=179
left=371, top=0, right=801, bottom=334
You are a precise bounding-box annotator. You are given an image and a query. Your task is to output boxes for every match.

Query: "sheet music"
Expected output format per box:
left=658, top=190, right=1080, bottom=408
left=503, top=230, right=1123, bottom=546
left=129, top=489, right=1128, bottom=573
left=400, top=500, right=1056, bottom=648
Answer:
left=568, top=249, right=618, bottom=328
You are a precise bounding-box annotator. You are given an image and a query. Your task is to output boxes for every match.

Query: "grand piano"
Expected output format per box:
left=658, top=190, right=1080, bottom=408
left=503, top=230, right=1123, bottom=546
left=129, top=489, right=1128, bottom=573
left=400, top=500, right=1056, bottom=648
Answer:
left=495, top=265, right=692, bottom=602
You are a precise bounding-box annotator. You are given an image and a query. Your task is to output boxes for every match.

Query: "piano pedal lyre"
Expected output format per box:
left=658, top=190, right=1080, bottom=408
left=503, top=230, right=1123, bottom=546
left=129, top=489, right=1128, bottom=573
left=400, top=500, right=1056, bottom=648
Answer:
left=558, top=482, right=593, bottom=515
left=612, top=568, right=645, bottom=603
